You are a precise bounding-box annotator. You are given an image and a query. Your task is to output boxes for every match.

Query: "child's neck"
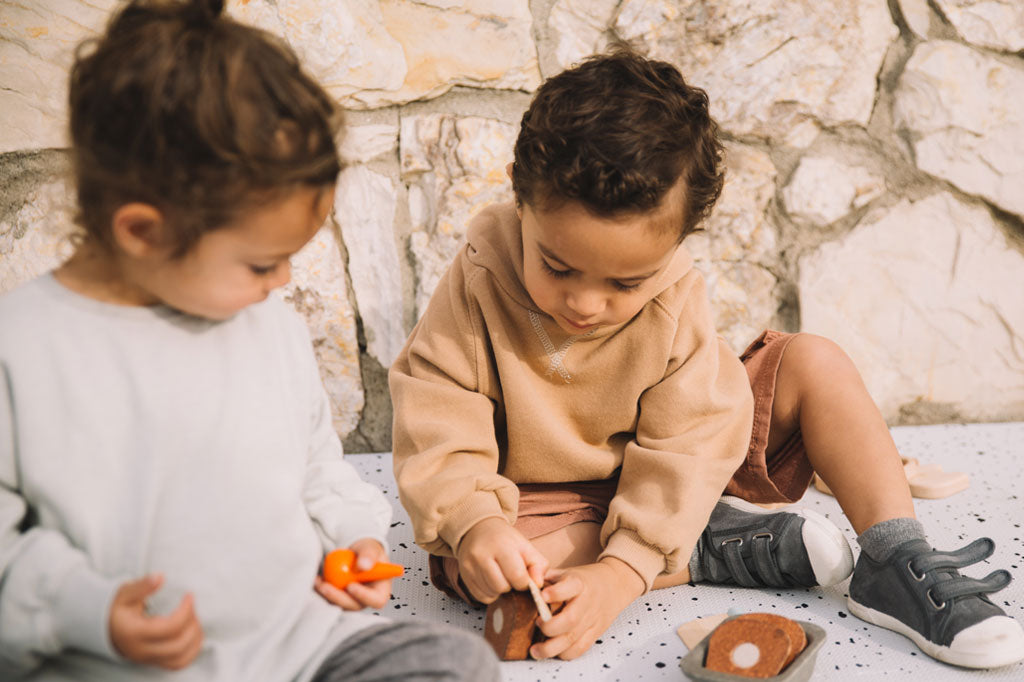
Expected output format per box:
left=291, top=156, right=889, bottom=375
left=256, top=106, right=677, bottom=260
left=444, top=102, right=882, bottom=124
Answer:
left=54, top=243, right=159, bottom=307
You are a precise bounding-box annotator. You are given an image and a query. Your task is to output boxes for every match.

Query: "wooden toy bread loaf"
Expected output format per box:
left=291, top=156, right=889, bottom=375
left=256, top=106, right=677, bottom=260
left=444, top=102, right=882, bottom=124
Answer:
left=484, top=590, right=538, bottom=660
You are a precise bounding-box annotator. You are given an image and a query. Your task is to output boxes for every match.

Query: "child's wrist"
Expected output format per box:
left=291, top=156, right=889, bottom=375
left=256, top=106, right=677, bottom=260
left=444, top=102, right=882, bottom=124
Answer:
left=597, top=556, right=645, bottom=599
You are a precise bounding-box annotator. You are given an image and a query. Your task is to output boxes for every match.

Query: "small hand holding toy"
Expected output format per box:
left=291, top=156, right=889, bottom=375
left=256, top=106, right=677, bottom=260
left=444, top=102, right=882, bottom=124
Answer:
left=321, top=548, right=404, bottom=589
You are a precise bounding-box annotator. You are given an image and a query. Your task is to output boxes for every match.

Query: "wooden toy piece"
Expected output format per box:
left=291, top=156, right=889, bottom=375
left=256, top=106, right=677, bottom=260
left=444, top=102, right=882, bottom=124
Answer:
left=733, top=613, right=806, bottom=668
left=526, top=578, right=552, bottom=621
left=484, top=590, right=539, bottom=660
left=321, top=549, right=404, bottom=589
left=705, top=617, right=793, bottom=678
left=811, top=454, right=962, bottom=497
left=676, top=613, right=729, bottom=649
left=908, top=464, right=969, bottom=499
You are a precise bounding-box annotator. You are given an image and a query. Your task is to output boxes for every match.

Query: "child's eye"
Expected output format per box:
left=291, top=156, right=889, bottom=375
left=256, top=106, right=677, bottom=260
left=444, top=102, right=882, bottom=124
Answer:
left=612, top=280, right=643, bottom=292
left=249, top=264, right=276, bottom=276
left=541, top=259, right=572, bottom=279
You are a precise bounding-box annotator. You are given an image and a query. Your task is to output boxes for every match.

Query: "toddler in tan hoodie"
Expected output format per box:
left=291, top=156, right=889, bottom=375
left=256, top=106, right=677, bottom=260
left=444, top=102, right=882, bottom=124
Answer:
left=390, top=49, right=1024, bottom=668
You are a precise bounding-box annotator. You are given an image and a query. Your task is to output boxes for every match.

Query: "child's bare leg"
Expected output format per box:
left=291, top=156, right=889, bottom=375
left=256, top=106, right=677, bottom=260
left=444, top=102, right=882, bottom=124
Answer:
left=773, top=334, right=1024, bottom=668
left=528, top=521, right=692, bottom=586
left=530, top=521, right=603, bottom=571
left=769, top=333, right=914, bottom=534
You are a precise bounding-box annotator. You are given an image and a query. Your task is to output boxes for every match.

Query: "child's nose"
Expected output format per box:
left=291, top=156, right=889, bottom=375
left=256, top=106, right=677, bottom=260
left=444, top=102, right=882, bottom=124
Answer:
left=566, top=286, right=605, bottom=318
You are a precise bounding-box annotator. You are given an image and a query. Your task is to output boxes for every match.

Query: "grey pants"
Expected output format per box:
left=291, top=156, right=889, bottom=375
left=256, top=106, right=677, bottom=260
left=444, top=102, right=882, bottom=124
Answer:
left=311, top=620, right=500, bottom=682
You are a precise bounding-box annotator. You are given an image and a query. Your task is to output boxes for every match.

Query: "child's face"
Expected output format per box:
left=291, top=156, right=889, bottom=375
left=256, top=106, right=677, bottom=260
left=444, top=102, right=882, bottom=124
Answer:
left=519, top=199, right=681, bottom=335
left=136, top=185, right=333, bottom=320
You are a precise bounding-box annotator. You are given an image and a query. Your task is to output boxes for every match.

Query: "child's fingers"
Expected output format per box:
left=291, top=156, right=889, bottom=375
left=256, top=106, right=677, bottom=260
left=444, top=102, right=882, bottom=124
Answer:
left=462, top=571, right=501, bottom=604
left=115, top=573, right=164, bottom=609
left=536, top=597, right=576, bottom=638
left=495, top=551, right=531, bottom=591
left=344, top=580, right=392, bottom=610
left=530, top=632, right=572, bottom=660
left=136, top=593, right=197, bottom=642
left=348, top=538, right=387, bottom=571
left=475, top=559, right=512, bottom=598
left=315, top=575, right=364, bottom=611
left=139, top=609, right=204, bottom=667
left=155, top=620, right=204, bottom=671
left=518, top=542, right=549, bottom=589
left=539, top=571, right=582, bottom=605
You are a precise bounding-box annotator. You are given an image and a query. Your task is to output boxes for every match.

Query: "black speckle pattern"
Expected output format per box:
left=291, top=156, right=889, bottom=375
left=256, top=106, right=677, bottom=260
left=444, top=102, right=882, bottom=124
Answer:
left=348, top=425, right=1024, bottom=680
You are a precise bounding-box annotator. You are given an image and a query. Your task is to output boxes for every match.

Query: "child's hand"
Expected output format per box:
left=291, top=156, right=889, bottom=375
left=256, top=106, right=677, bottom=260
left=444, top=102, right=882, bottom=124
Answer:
left=315, top=538, right=393, bottom=610
left=109, top=574, right=203, bottom=670
left=530, top=557, right=644, bottom=660
left=457, top=517, right=549, bottom=604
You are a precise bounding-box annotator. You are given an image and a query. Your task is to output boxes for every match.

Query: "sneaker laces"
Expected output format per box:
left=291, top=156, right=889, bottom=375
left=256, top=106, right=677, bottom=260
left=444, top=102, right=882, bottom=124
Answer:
left=907, top=538, right=1012, bottom=608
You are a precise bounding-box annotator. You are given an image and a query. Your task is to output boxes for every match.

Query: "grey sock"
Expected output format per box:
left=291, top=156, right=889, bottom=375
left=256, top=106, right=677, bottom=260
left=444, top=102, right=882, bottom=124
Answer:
left=856, top=517, right=926, bottom=562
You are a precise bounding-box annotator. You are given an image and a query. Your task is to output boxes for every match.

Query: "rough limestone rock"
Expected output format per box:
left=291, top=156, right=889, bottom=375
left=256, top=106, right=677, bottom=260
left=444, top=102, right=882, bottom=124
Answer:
left=0, top=176, right=76, bottom=293
left=0, top=0, right=114, bottom=153
left=339, top=123, right=400, bottom=165
left=238, top=0, right=541, bottom=109
left=615, top=0, right=897, bottom=139
left=894, top=41, right=1024, bottom=221
left=686, top=144, right=780, bottom=352
left=400, top=114, right=517, bottom=316
left=547, top=0, right=619, bottom=70
left=282, top=219, right=364, bottom=437
left=898, top=0, right=934, bottom=39
left=934, top=0, right=1024, bottom=52
left=800, top=192, right=1024, bottom=421
left=783, top=156, right=885, bottom=227
left=334, top=164, right=406, bottom=368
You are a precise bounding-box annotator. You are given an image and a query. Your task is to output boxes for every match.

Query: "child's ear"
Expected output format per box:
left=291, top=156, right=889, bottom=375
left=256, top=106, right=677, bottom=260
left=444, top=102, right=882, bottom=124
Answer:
left=110, top=203, right=168, bottom=258
left=505, top=162, right=514, bottom=181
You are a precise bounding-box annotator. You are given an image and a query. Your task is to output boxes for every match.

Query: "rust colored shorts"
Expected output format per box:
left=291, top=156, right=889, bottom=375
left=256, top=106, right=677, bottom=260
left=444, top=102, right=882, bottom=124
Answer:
left=429, top=329, right=813, bottom=603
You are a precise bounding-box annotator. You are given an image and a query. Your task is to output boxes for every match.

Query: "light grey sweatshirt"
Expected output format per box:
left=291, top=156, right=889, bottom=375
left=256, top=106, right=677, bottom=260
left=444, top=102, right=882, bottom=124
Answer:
left=0, top=274, right=392, bottom=681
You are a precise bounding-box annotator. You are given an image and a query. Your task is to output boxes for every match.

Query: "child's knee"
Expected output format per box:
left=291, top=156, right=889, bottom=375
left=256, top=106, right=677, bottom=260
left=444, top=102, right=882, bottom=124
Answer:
left=780, top=333, right=858, bottom=386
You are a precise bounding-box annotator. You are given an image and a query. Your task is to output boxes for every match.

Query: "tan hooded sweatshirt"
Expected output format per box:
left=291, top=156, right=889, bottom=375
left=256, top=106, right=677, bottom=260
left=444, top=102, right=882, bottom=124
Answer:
left=390, top=202, right=754, bottom=590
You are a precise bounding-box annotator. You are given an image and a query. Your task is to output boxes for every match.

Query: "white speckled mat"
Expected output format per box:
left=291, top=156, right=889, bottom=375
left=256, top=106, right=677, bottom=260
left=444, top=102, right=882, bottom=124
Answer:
left=349, top=422, right=1024, bottom=681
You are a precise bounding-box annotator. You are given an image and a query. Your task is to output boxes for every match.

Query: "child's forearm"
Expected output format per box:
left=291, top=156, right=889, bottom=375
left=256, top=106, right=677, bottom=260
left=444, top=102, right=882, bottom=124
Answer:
left=0, top=521, right=123, bottom=672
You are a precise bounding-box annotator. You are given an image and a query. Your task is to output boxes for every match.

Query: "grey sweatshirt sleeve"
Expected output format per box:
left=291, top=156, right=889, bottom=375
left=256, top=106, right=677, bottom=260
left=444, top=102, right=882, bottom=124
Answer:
left=298, top=338, right=392, bottom=556
left=0, top=364, right=123, bottom=675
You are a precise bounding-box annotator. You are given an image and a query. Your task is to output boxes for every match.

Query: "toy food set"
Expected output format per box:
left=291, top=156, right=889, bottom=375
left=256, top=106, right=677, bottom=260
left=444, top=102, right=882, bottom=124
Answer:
left=680, top=613, right=826, bottom=681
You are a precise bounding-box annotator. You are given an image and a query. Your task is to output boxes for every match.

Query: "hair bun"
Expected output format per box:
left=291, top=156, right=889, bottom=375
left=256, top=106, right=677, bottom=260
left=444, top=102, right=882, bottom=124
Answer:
left=183, top=0, right=225, bottom=24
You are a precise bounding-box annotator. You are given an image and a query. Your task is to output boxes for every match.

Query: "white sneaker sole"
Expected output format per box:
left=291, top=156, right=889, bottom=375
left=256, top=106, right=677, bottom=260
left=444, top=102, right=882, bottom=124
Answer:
left=848, top=597, right=1024, bottom=669
left=719, top=495, right=854, bottom=586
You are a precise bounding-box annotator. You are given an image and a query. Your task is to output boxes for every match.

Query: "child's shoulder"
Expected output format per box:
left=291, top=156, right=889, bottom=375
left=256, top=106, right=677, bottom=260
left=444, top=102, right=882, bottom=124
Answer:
left=0, top=274, right=59, bottom=336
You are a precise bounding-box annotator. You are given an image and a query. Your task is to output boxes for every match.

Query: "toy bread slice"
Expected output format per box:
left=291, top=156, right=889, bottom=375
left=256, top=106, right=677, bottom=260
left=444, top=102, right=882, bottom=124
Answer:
left=705, top=618, right=793, bottom=678
left=908, top=465, right=969, bottom=499
left=733, top=613, right=806, bottom=668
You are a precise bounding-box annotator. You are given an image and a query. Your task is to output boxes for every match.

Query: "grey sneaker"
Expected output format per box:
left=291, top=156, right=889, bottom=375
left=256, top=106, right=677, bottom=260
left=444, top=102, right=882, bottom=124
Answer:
left=692, top=496, right=854, bottom=588
left=848, top=537, right=1024, bottom=669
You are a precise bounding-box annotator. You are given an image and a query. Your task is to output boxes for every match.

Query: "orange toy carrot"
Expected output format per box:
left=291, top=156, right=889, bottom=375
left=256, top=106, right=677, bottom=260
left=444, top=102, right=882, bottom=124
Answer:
left=322, top=548, right=404, bottom=589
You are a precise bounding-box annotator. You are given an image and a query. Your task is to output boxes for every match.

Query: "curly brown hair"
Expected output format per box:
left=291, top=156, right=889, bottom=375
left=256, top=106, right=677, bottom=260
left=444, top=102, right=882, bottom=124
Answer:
left=69, top=0, right=342, bottom=256
left=512, top=48, right=723, bottom=241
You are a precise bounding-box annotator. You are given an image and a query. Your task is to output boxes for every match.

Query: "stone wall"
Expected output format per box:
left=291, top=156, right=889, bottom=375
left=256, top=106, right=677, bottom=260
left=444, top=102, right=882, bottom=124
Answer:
left=2, top=0, right=1022, bottom=451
